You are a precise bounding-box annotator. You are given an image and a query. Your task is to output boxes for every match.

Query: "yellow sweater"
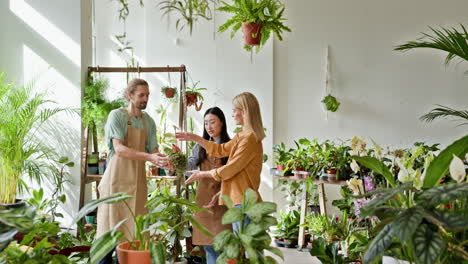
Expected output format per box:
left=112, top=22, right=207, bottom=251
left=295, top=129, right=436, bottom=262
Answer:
left=206, top=130, right=263, bottom=205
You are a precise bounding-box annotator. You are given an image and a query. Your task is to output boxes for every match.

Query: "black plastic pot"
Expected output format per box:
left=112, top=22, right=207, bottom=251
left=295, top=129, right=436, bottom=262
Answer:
left=0, top=199, right=25, bottom=210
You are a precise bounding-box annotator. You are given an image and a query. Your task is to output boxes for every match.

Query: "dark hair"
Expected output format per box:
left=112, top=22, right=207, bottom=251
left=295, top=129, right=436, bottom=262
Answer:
left=198, top=107, right=231, bottom=166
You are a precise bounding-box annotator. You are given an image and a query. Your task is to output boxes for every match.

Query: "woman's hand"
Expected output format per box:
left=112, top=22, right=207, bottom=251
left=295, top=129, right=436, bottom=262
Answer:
left=185, top=170, right=212, bottom=184
left=203, top=191, right=221, bottom=209
left=172, top=144, right=181, bottom=153
left=175, top=132, right=202, bottom=143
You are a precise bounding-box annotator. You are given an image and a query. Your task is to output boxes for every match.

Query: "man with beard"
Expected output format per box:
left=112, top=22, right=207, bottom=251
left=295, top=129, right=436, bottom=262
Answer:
left=96, top=78, right=169, bottom=264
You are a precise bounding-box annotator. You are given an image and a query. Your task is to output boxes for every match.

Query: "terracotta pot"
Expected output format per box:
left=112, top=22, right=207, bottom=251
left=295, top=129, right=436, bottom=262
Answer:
left=276, top=164, right=285, bottom=170
left=226, top=259, right=237, bottom=264
left=327, top=175, right=337, bottom=183
left=186, top=93, right=198, bottom=106
left=326, top=168, right=337, bottom=175
left=117, top=241, right=151, bottom=264
left=164, top=88, right=176, bottom=98
left=242, top=22, right=263, bottom=45
left=149, top=166, right=158, bottom=176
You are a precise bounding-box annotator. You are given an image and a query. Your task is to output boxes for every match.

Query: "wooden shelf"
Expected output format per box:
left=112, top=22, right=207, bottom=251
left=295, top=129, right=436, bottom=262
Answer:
left=85, top=174, right=178, bottom=184
left=272, top=174, right=347, bottom=185
left=271, top=168, right=347, bottom=250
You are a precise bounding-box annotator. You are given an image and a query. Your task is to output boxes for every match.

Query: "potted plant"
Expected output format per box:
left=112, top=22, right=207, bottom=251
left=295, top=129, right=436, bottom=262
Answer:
left=273, top=210, right=300, bottom=248
left=161, top=86, right=177, bottom=99
left=321, top=94, right=340, bottom=112
left=0, top=74, right=72, bottom=207
left=185, top=81, right=206, bottom=111
left=82, top=77, right=126, bottom=155
left=70, top=189, right=213, bottom=264
left=353, top=135, right=468, bottom=264
left=285, top=139, right=312, bottom=179
left=273, top=143, right=291, bottom=171
left=217, top=0, right=291, bottom=52
left=212, top=189, right=284, bottom=263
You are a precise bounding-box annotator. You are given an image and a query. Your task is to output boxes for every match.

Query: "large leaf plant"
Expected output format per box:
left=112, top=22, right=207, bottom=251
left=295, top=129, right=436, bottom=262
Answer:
left=353, top=135, right=468, bottom=264
left=213, top=189, right=283, bottom=264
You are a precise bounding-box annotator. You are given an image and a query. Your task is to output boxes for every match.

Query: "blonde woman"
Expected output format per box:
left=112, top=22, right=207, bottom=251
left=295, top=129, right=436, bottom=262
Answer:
left=176, top=92, right=266, bottom=234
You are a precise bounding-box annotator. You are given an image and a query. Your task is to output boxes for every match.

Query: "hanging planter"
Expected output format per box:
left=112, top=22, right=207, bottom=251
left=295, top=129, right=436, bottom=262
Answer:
left=185, top=81, right=206, bottom=111
left=162, top=86, right=177, bottom=99
left=242, top=22, right=263, bottom=46
left=217, top=0, right=291, bottom=52
left=321, top=94, right=340, bottom=112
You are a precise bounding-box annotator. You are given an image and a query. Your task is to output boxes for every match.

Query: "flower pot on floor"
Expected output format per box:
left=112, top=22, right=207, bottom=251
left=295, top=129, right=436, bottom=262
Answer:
left=117, top=241, right=151, bottom=264
left=382, top=256, right=411, bottom=264
left=0, top=199, right=25, bottom=210
left=242, top=22, right=263, bottom=45
left=282, top=238, right=298, bottom=248
left=274, top=238, right=284, bottom=247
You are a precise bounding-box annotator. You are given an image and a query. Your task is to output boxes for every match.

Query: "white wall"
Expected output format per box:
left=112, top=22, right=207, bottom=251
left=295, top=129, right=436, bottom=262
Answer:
left=273, top=0, right=468, bottom=214
left=274, top=0, right=468, bottom=148
left=93, top=0, right=275, bottom=201
left=0, top=0, right=82, bottom=226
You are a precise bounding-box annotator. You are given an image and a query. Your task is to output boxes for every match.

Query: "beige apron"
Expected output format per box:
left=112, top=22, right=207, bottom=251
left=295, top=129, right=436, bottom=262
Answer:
left=192, top=155, right=232, bottom=245
left=96, top=110, right=148, bottom=240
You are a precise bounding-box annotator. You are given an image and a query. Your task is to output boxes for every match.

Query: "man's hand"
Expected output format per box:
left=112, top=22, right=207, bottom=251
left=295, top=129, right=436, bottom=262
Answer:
left=185, top=170, right=212, bottom=184
left=149, top=153, right=168, bottom=168
left=203, top=191, right=221, bottom=209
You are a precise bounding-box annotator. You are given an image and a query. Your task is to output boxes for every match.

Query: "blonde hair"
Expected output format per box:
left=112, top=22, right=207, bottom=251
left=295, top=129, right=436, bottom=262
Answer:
left=233, top=92, right=266, bottom=142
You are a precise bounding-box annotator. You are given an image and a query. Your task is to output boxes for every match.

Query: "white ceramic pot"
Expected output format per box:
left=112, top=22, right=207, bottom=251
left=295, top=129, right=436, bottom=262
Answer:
left=382, top=256, right=411, bottom=264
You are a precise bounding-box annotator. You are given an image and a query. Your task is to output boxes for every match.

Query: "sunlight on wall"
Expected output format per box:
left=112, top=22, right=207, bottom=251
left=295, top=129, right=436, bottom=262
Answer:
left=10, top=0, right=81, bottom=66
left=22, top=44, right=81, bottom=226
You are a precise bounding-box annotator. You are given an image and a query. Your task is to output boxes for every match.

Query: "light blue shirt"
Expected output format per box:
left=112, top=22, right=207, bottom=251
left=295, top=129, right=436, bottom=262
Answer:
left=105, top=108, right=158, bottom=160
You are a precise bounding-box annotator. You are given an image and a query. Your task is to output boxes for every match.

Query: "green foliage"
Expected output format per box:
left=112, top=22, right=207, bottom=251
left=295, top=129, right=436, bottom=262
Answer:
left=217, top=0, right=291, bottom=52
left=81, top=77, right=126, bottom=138
left=321, top=94, right=340, bottom=112
left=273, top=143, right=291, bottom=167
left=167, top=151, right=188, bottom=176
left=159, top=0, right=218, bottom=35
left=0, top=73, right=73, bottom=204
left=185, top=81, right=207, bottom=103
left=145, top=187, right=211, bottom=262
left=213, top=189, right=283, bottom=264
left=395, top=24, right=468, bottom=67
left=422, top=134, right=468, bottom=188
left=273, top=210, right=300, bottom=239
left=395, top=24, right=468, bottom=127
left=420, top=104, right=468, bottom=126
left=356, top=136, right=468, bottom=263
left=310, top=237, right=347, bottom=264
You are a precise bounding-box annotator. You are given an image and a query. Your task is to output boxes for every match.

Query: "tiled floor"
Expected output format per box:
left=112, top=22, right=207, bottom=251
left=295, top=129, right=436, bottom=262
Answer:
left=266, top=247, right=321, bottom=264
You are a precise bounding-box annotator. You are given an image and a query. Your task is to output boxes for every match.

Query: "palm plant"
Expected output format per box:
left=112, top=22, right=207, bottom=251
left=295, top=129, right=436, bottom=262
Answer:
left=0, top=73, right=71, bottom=204
left=395, top=24, right=468, bottom=126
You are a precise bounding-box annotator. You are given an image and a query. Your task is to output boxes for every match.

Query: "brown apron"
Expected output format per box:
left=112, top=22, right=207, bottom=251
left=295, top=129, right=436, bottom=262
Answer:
left=192, top=155, right=232, bottom=245
left=96, top=110, right=148, bottom=240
